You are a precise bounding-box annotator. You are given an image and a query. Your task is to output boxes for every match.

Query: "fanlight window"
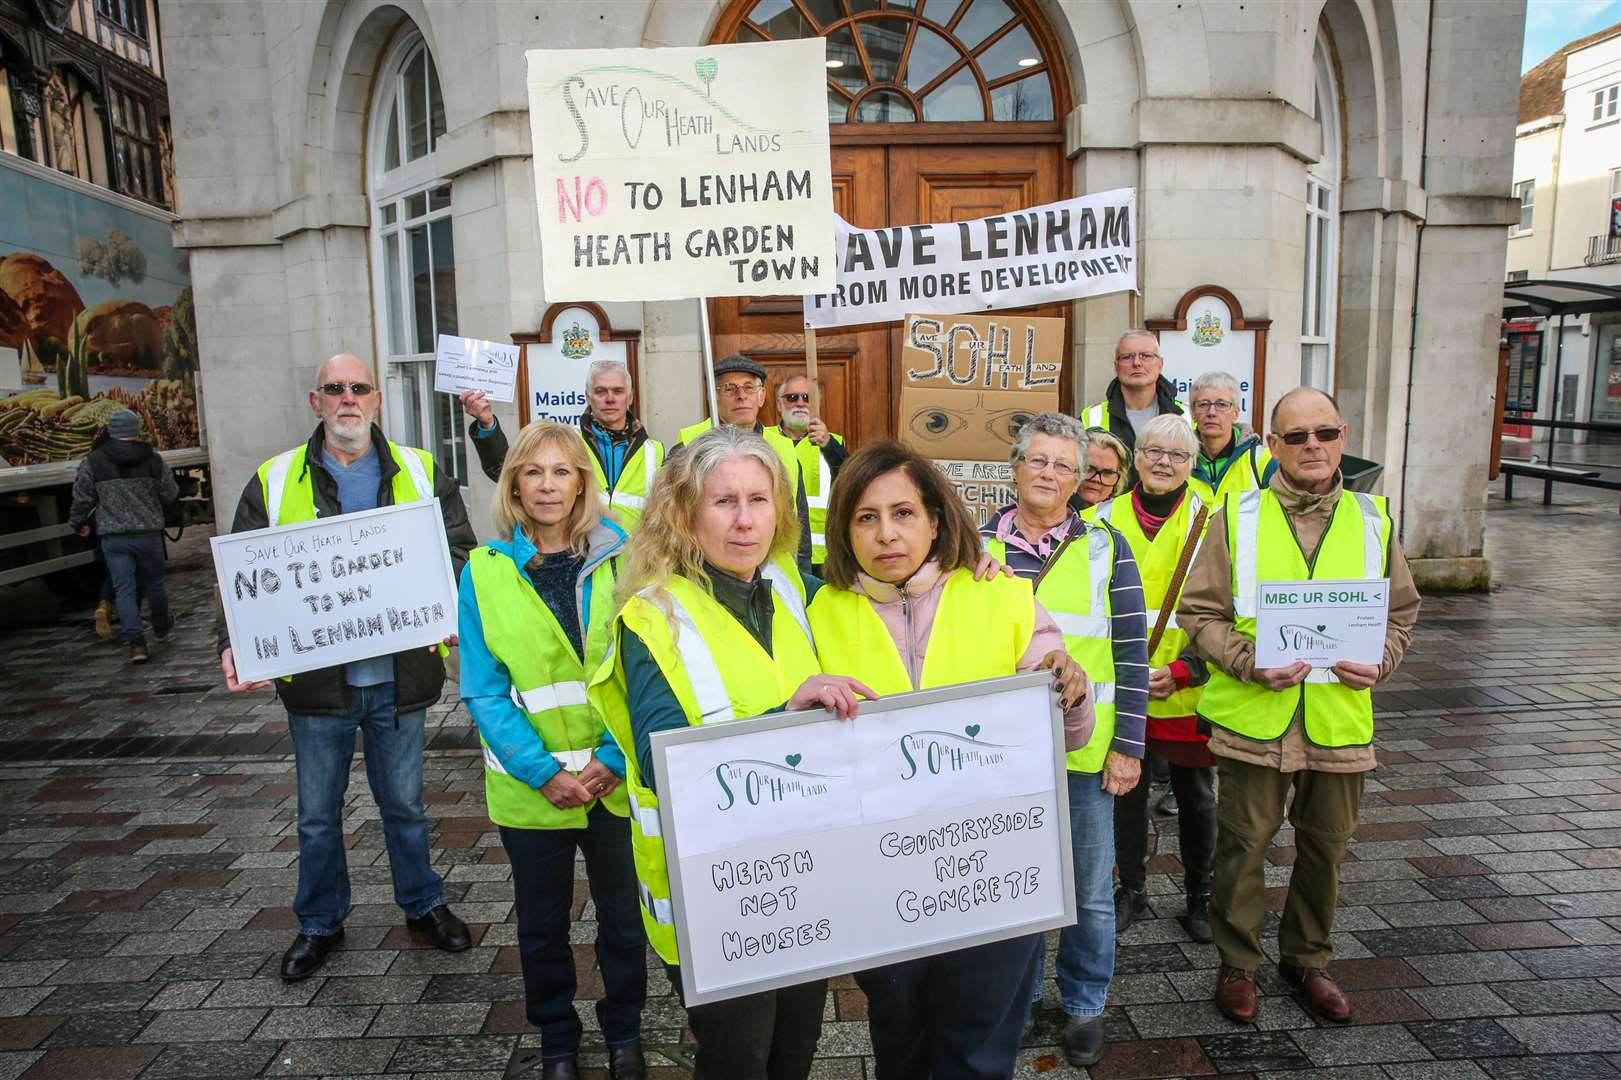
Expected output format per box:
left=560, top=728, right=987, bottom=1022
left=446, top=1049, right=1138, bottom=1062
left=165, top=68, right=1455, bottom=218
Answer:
left=730, top=0, right=1056, bottom=123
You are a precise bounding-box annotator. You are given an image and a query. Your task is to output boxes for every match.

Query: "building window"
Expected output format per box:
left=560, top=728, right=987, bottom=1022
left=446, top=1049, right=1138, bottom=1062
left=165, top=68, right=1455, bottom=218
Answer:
left=726, top=0, right=1059, bottom=123
left=369, top=34, right=465, bottom=486
left=108, top=84, right=161, bottom=205
left=96, top=0, right=147, bottom=39
left=1512, top=180, right=1534, bottom=234
left=1301, top=33, right=1340, bottom=393
left=1593, top=83, right=1618, bottom=123
left=1506, top=270, right=1529, bottom=283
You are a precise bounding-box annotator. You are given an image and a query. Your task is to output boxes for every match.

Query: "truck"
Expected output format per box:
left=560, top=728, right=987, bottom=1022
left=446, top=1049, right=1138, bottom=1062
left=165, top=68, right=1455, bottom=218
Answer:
left=0, top=153, right=210, bottom=594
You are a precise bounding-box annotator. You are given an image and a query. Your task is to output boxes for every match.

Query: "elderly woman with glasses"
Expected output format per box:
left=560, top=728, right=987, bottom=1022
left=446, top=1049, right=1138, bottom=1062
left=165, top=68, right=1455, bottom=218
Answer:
left=1090, top=413, right=1218, bottom=945
left=1186, top=371, right=1277, bottom=504
left=980, top=412, right=1150, bottom=1068
left=1073, top=426, right=1130, bottom=511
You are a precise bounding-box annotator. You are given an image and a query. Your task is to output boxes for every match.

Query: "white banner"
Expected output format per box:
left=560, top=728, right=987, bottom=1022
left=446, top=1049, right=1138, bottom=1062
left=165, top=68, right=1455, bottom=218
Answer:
left=804, top=189, right=1137, bottom=328
left=434, top=334, right=520, bottom=403
left=211, top=501, right=459, bottom=683
left=652, top=673, right=1074, bottom=1006
left=527, top=40, right=836, bottom=301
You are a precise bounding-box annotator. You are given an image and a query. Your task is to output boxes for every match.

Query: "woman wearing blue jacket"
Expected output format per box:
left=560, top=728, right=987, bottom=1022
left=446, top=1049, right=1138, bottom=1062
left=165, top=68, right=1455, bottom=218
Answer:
left=458, top=421, right=646, bottom=1080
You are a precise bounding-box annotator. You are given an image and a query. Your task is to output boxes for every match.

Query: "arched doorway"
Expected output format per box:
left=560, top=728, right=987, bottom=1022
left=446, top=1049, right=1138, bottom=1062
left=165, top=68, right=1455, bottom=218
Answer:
left=707, top=0, right=1074, bottom=445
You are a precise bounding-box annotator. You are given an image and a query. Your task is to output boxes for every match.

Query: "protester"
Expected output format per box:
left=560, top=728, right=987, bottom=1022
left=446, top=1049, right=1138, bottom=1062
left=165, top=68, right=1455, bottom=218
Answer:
left=69, top=408, right=176, bottom=663
left=1090, top=415, right=1217, bottom=943
left=1078, top=330, right=1192, bottom=455
left=979, top=413, right=1148, bottom=1067
left=218, top=354, right=476, bottom=981
left=1186, top=371, right=1277, bottom=504
left=589, top=424, right=874, bottom=1080
left=462, top=357, right=666, bottom=532
left=1076, top=426, right=1130, bottom=510
left=809, top=440, right=1092, bottom=1080
left=774, top=372, right=848, bottom=567
left=1179, top=386, right=1420, bottom=1025
left=458, top=421, right=646, bottom=1080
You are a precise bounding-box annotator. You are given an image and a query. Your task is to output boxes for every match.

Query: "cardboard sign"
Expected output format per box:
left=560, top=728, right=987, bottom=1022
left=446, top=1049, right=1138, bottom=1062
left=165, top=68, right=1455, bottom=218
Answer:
left=434, top=334, right=520, bottom=403
left=652, top=673, right=1074, bottom=1006
left=1255, top=578, right=1390, bottom=669
left=897, top=313, right=1063, bottom=524
left=211, top=501, right=459, bottom=683
left=526, top=40, right=836, bottom=301
left=804, top=190, right=1137, bottom=329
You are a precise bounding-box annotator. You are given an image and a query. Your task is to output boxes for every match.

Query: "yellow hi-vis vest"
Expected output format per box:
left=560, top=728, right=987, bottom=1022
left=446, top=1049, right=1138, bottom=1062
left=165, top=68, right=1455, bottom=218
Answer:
left=1189, top=436, right=1273, bottom=506
left=587, top=555, right=818, bottom=964
left=1094, top=491, right=1210, bottom=719
left=256, top=439, right=433, bottom=524
left=805, top=569, right=1034, bottom=695
left=791, top=431, right=845, bottom=564
left=1078, top=395, right=1193, bottom=435
left=588, top=435, right=664, bottom=533
left=984, top=523, right=1119, bottom=773
left=1196, top=488, right=1392, bottom=748
left=677, top=418, right=802, bottom=500
left=466, top=544, right=627, bottom=829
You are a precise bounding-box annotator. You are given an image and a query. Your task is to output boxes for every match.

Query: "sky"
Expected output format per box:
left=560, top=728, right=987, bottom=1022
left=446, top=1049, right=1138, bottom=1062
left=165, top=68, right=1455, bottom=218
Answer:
left=1521, top=0, right=1621, bottom=73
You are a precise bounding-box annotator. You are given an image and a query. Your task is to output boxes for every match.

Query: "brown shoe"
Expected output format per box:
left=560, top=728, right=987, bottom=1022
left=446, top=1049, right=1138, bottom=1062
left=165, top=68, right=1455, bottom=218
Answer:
left=1279, top=962, right=1351, bottom=1024
left=1214, top=962, right=1258, bottom=1023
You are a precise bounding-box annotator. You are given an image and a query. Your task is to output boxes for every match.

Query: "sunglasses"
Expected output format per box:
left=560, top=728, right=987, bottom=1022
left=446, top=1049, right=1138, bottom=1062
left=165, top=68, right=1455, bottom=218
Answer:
left=1277, top=426, right=1344, bottom=446
left=319, top=381, right=374, bottom=397
left=781, top=392, right=810, bottom=404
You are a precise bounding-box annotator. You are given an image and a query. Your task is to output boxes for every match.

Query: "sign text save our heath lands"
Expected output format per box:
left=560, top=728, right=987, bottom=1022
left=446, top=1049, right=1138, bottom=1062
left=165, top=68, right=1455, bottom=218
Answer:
left=527, top=39, right=835, bottom=301
left=804, top=189, right=1137, bottom=328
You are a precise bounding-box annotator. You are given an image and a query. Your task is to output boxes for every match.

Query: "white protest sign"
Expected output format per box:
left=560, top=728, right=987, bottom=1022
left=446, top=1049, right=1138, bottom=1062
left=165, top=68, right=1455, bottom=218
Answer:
left=527, top=40, right=836, bottom=301
left=211, top=501, right=459, bottom=683
left=804, top=190, right=1137, bottom=329
left=434, top=334, right=520, bottom=403
left=1255, top=578, right=1390, bottom=669
left=652, top=673, right=1073, bottom=1006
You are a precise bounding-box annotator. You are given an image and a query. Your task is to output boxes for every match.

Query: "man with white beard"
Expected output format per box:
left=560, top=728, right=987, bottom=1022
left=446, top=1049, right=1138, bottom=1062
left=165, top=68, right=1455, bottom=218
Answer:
left=773, top=372, right=847, bottom=570
left=216, top=353, right=478, bottom=982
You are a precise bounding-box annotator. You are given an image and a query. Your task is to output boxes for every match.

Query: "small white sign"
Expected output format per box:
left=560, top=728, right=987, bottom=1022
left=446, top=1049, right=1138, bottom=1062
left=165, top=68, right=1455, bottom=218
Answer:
left=653, top=674, right=1074, bottom=1006
left=1254, top=577, right=1390, bottom=668
left=1156, top=293, right=1258, bottom=424
left=0, top=346, right=21, bottom=392
left=211, top=500, right=460, bottom=683
left=434, top=334, right=520, bottom=403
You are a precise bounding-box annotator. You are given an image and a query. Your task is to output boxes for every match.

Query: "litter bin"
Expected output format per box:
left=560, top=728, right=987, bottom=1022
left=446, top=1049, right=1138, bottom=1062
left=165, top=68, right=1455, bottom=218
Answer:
left=1340, top=454, right=1383, bottom=493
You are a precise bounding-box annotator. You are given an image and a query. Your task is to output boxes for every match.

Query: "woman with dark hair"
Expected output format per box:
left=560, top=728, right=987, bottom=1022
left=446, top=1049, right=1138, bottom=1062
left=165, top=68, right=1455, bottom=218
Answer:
left=807, top=440, right=1094, bottom=1080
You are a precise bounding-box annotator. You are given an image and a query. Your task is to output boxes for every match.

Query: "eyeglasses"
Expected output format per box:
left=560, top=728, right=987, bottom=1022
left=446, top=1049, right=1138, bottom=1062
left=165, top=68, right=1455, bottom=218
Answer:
left=1140, top=447, right=1193, bottom=464
left=1278, top=426, right=1344, bottom=446
left=1116, top=351, right=1160, bottom=363
left=1193, top=399, right=1235, bottom=413
left=319, top=381, right=374, bottom=397
left=1084, top=466, right=1121, bottom=482
left=1020, top=455, right=1079, bottom=478
left=781, top=392, right=810, bottom=404
left=717, top=381, right=761, bottom=397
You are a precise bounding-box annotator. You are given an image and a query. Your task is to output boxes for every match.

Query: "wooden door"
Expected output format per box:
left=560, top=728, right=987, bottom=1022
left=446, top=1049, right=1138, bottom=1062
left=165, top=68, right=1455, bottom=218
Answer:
left=707, top=142, right=1069, bottom=445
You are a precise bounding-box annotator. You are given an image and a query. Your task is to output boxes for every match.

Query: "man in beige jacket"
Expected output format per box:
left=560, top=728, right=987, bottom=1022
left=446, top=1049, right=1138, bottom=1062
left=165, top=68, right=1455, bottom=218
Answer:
left=1177, top=386, right=1420, bottom=1026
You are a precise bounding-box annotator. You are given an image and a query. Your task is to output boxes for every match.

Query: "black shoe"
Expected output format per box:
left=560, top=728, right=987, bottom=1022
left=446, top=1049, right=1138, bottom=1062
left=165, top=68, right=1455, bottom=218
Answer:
left=280, top=928, right=342, bottom=981
left=608, top=1043, right=646, bottom=1080
left=1155, top=788, right=1179, bottom=815
left=407, top=904, right=471, bottom=952
left=1182, top=892, right=1213, bottom=943
left=1114, top=886, right=1149, bottom=934
left=1061, top=1015, right=1106, bottom=1067
left=153, top=620, right=174, bottom=640
left=128, top=642, right=149, bottom=664
left=509, top=1057, right=577, bottom=1080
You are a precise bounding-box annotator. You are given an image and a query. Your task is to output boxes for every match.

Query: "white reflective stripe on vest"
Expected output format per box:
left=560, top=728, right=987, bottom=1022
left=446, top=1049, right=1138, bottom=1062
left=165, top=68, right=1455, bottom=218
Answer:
left=509, top=681, right=589, bottom=715
left=804, top=448, right=832, bottom=510
left=1353, top=492, right=1383, bottom=577
left=613, top=492, right=646, bottom=509
left=1086, top=521, right=1113, bottom=615
left=638, top=881, right=676, bottom=924
left=810, top=533, right=826, bottom=548
left=551, top=748, right=595, bottom=772
left=1051, top=611, right=1110, bottom=639
left=1305, top=669, right=1342, bottom=684
left=396, top=446, right=431, bottom=501
left=762, top=562, right=815, bottom=649
left=1091, top=681, right=1116, bottom=705
left=482, top=745, right=508, bottom=775
left=627, top=791, right=662, bottom=838
left=663, top=591, right=737, bottom=724
left=645, top=440, right=662, bottom=485
left=1232, top=489, right=1263, bottom=619
left=263, top=448, right=300, bottom=523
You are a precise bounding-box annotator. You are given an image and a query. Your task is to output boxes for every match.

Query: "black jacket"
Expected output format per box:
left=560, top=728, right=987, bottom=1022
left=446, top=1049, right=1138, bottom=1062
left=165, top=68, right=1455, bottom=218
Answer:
left=69, top=437, right=178, bottom=535
left=467, top=411, right=654, bottom=485
left=1096, top=375, right=1187, bottom=453
left=216, top=423, right=477, bottom=717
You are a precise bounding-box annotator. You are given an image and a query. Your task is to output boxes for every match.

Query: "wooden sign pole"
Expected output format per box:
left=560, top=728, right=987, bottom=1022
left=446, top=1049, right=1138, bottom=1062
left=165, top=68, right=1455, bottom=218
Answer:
left=698, top=298, right=719, bottom=423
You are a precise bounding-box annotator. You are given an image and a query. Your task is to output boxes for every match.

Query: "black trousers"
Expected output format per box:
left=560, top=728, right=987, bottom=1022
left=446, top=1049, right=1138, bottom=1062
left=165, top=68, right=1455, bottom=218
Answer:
left=500, top=806, right=647, bottom=1059
left=666, top=966, right=826, bottom=1080
left=1115, top=759, right=1217, bottom=895
left=857, top=933, right=1040, bottom=1080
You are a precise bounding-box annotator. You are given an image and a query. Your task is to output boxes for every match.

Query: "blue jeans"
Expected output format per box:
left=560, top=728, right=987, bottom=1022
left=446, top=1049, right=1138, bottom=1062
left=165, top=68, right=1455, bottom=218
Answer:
left=1031, top=769, right=1116, bottom=1017
left=287, top=683, right=444, bottom=936
left=101, top=533, right=168, bottom=645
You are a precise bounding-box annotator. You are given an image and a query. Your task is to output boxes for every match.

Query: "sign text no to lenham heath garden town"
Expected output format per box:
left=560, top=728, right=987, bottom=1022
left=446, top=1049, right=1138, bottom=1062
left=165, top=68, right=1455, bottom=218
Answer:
left=527, top=39, right=835, bottom=302
left=211, top=501, right=460, bottom=684
left=651, top=674, right=1075, bottom=1005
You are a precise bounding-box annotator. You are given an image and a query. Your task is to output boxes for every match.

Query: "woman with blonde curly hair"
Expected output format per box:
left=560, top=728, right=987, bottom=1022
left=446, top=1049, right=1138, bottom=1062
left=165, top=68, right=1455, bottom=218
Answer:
left=458, top=420, right=646, bottom=1080
left=589, top=424, right=874, bottom=1080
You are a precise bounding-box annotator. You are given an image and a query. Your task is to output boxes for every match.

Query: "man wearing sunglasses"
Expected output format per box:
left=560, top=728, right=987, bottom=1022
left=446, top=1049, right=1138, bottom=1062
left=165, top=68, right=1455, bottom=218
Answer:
left=773, top=373, right=847, bottom=568
left=1078, top=329, right=1193, bottom=459
left=1177, top=386, right=1420, bottom=1029
left=217, top=353, right=478, bottom=981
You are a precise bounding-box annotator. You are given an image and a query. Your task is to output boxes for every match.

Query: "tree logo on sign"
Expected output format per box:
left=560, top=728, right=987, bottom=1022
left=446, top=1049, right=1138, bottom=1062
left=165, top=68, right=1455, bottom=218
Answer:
left=694, top=57, right=718, bottom=97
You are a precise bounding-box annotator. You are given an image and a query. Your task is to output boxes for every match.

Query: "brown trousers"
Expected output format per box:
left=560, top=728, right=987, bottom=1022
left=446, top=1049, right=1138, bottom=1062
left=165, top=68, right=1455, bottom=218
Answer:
left=1209, top=755, right=1365, bottom=971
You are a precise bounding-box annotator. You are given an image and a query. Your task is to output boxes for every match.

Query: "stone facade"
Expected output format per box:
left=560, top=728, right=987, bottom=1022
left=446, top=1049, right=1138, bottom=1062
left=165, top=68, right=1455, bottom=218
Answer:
left=162, top=0, right=1524, bottom=585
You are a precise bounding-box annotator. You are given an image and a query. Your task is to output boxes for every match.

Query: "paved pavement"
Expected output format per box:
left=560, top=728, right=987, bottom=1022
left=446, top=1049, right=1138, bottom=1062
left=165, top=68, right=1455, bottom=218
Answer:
left=0, top=477, right=1617, bottom=1079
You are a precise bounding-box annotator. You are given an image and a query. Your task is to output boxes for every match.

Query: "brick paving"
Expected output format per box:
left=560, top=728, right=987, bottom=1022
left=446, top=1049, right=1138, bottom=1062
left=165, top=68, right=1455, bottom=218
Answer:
left=0, top=477, right=1616, bottom=1079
